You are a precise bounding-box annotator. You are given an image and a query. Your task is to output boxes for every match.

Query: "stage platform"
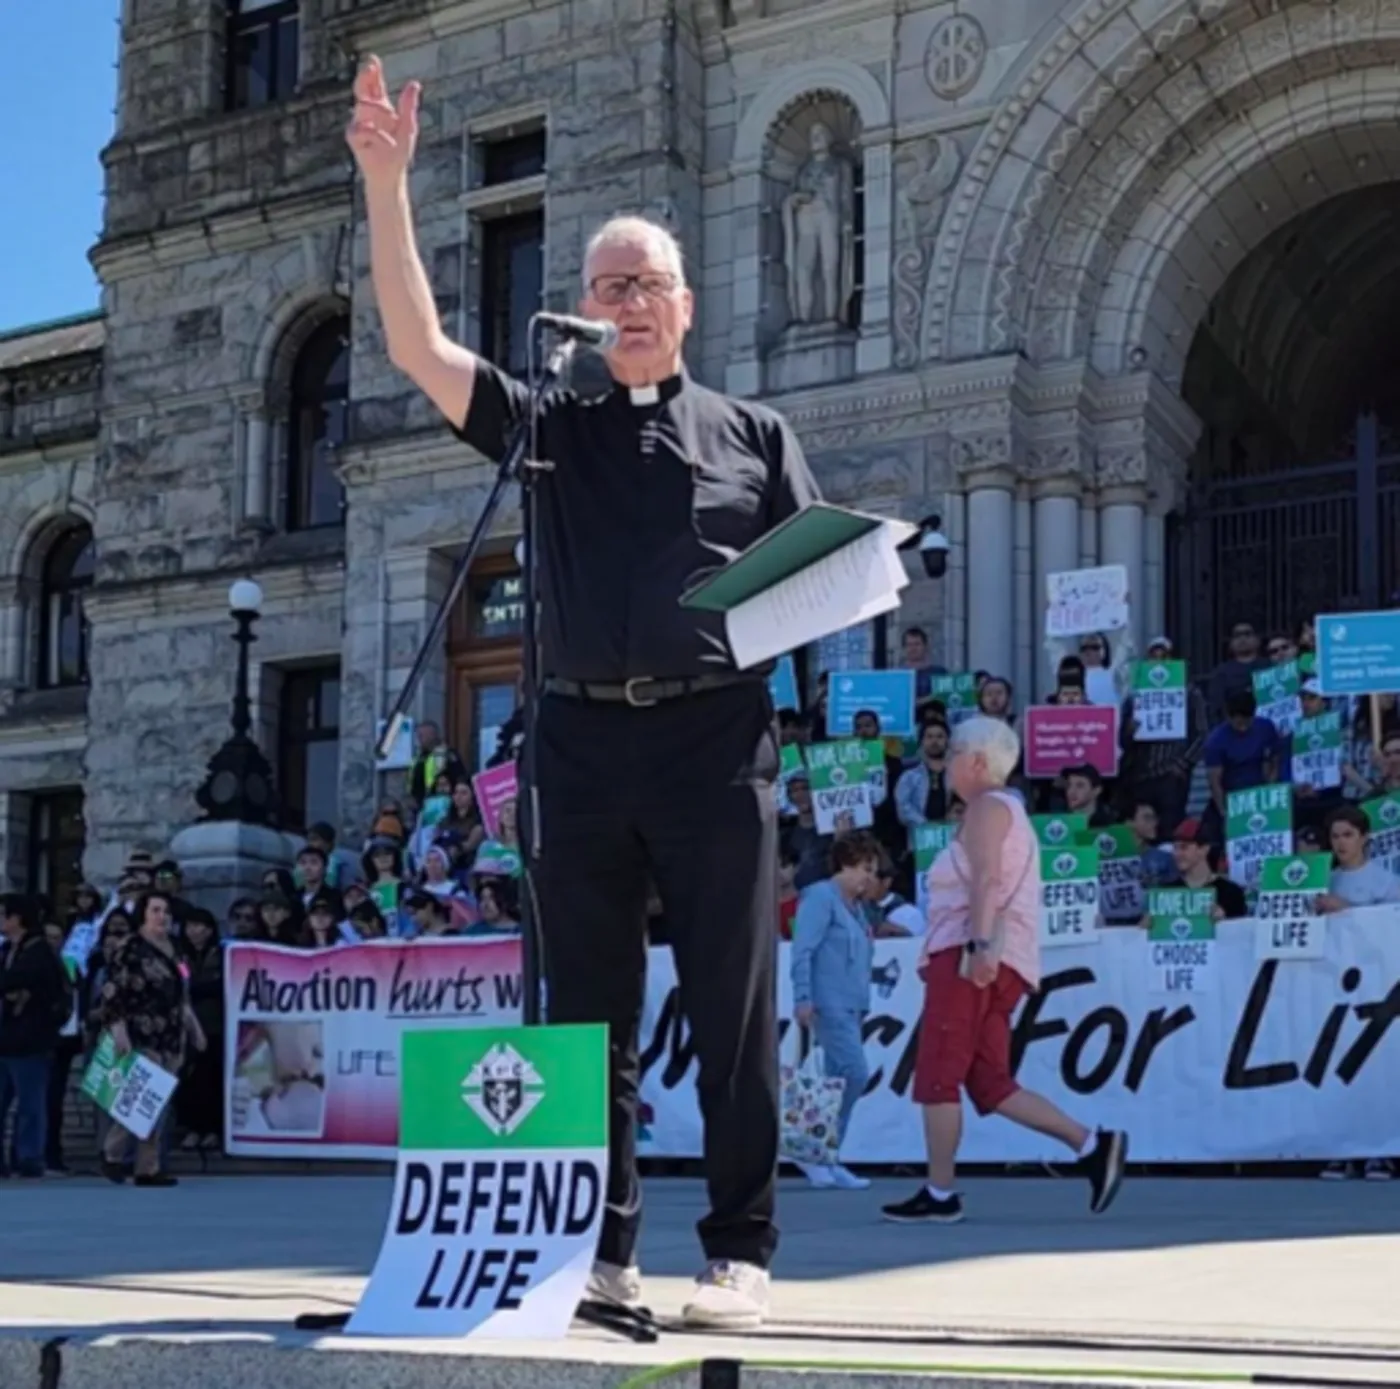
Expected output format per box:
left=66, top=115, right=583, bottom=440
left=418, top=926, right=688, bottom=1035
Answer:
left=3, top=1171, right=1398, bottom=1388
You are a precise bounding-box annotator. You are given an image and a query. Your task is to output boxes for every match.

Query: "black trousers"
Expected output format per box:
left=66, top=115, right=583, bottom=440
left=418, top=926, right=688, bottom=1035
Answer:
left=532, top=681, right=780, bottom=1270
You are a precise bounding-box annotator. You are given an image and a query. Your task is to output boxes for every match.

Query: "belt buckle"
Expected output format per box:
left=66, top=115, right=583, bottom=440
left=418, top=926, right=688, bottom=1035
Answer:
left=624, top=677, right=659, bottom=708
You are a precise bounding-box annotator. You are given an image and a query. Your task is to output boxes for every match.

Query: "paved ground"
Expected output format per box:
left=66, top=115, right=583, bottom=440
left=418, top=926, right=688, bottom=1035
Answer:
left=3, top=1171, right=1399, bottom=1387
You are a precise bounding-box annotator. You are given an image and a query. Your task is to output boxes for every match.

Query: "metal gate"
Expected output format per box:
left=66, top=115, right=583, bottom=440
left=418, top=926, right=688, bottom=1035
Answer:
left=1168, top=413, right=1400, bottom=672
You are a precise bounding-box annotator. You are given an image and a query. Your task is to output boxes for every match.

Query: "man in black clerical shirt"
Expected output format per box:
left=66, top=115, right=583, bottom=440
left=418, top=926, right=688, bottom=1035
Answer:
left=349, top=57, right=821, bottom=1330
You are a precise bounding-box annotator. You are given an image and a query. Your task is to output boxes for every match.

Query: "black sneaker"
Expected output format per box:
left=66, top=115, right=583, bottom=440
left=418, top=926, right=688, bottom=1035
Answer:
left=881, top=1187, right=964, bottom=1224
left=100, top=1159, right=128, bottom=1185
left=1082, top=1129, right=1127, bottom=1214
left=134, top=1173, right=179, bottom=1188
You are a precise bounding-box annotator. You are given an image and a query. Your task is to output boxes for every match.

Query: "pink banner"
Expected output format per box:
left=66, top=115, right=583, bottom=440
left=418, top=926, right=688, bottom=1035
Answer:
left=472, top=761, right=519, bottom=838
left=1024, top=704, right=1120, bottom=779
left=224, top=938, right=522, bottom=1158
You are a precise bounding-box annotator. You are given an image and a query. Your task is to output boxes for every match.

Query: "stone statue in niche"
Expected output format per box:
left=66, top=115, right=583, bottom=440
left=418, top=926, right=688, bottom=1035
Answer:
left=781, top=121, right=857, bottom=326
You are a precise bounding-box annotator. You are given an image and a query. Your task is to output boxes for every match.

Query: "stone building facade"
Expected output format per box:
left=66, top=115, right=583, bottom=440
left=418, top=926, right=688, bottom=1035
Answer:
left=5, top=0, right=1400, bottom=897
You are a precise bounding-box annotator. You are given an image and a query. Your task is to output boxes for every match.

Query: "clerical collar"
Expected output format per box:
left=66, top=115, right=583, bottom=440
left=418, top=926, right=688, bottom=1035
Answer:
left=618, top=372, right=687, bottom=407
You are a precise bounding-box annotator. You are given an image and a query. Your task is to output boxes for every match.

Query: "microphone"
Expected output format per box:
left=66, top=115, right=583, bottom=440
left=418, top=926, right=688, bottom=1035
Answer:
left=533, top=312, right=619, bottom=349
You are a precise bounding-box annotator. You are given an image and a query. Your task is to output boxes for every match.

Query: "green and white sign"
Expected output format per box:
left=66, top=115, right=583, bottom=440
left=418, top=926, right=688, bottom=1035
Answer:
left=1040, top=845, right=1101, bottom=947
left=1254, top=854, right=1330, bottom=961
left=1131, top=661, right=1188, bottom=741
left=805, top=739, right=879, bottom=832
left=347, top=1023, right=607, bottom=1339
left=913, top=821, right=957, bottom=909
left=1254, top=660, right=1301, bottom=735
left=1145, top=887, right=1217, bottom=994
left=1225, top=784, right=1293, bottom=889
left=1291, top=710, right=1344, bottom=790
left=927, top=672, right=978, bottom=723
left=79, top=1031, right=179, bottom=1142
left=1031, top=812, right=1088, bottom=850
left=1362, top=789, right=1400, bottom=875
left=1094, top=824, right=1144, bottom=924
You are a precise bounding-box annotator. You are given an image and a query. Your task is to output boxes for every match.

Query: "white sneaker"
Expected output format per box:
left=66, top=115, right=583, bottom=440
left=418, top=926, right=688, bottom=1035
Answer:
left=828, top=1164, right=871, bottom=1191
left=1320, top=1161, right=1354, bottom=1181
left=583, top=1259, right=644, bottom=1308
left=680, top=1260, right=770, bottom=1330
left=1364, top=1158, right=1394, bottom=1182
left=797, top=1161, right=836, bottom=1189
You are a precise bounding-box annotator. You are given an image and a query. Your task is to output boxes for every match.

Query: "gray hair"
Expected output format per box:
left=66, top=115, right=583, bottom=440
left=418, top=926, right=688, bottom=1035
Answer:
left=949, top=715, right=1021, bottom=785
left=582, top=216, right=686, bottom=289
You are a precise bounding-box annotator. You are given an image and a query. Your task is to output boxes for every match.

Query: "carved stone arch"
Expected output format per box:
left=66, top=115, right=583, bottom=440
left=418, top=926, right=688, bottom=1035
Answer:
left=0, top=493, right=97, bottom=693
left=0, top=459, right=98, bottom=581
left=250, top=292, right=351, bottom=410
left=240, top=293, right=351, bottom=533
left=924, top=0, right=1260, bottom=361
left=1090, top=71, right=1400, bottom=389
left=732, top=59, right=890, bottom=170
left=928, top=0, right=1400, bottom=366
left=726, top=60, right=893, bottom=396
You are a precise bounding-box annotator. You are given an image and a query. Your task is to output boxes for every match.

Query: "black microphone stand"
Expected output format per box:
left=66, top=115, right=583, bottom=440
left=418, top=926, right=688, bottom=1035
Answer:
left=374, top=315, right=575, bottom=1026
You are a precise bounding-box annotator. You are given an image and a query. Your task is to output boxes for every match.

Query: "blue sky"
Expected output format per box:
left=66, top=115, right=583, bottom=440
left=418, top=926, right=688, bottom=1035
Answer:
left=0, top=4, right=122, bottom=334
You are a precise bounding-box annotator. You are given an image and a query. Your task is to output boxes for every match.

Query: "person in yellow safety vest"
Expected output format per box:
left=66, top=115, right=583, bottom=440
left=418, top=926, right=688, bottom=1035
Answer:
left=408, top=720, right=466, bottom=807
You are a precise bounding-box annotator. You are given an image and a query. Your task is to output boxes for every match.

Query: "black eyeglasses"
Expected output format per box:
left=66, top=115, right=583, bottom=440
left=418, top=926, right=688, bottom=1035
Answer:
left=588, top=272, right=680, bottom=305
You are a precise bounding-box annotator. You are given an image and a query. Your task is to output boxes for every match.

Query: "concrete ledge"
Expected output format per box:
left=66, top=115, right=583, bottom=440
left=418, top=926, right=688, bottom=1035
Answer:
left=0, top=1337, right=1207, bottom=1389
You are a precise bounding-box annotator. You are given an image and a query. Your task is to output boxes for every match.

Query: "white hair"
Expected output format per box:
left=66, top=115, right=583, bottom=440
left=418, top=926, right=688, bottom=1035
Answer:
left=949, top=715, right=1021, bottom=785
left=582, top=216, right=686, bottom=289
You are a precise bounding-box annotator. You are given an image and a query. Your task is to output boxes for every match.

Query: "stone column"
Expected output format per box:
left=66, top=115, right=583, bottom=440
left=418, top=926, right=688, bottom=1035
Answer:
left=1099, top=488, right=1147, bottom=655
left=1013, top=492, right=1033, bottom=711
left=964, top=478, right=1016, bottom=680
left=242, top=410, right=270, bottom=528
left=855, top=134, right=894, bottom=376
left=724, top=166, right=765, bottom=398
left=0, top=580, right=25, bottom=690
left=1033, top=486, right=1083, bottom=691
left=1079, top=501, right=1098, bottom=568
left=941, top=492, right=967, bottom=670
left=1144, top=508, right=1167, bottom=645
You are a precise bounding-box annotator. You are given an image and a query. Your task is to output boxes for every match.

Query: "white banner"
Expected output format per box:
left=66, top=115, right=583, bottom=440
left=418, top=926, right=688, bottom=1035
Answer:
left=638, top=910, right=1400, bottom=1163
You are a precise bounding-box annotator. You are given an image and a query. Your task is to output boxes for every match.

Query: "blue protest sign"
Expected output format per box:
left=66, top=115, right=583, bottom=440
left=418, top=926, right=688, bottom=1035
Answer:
left=768, top=655, right=800, bottom=713
left=828, top=670, right=917, bottom=737
left=1315, top=610, right=1400, bottom=696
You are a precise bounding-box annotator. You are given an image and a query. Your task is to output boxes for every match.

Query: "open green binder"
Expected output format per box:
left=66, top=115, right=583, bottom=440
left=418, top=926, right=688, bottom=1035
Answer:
left=680, top=503, right=894, bottom=613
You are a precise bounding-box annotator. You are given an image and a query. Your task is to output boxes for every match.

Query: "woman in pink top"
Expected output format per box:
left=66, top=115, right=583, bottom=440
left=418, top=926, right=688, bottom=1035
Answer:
left=881, top=716, right=1128, bottom=1226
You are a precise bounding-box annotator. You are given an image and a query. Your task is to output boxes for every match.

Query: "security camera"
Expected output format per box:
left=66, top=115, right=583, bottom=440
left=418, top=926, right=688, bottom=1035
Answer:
left=513, top=537, right=526, bottom=569
left=919, top=516, right=950, bottom=580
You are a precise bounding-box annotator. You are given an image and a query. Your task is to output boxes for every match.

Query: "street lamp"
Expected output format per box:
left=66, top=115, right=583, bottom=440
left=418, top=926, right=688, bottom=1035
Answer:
left=193, top=579, right=278, bottom=826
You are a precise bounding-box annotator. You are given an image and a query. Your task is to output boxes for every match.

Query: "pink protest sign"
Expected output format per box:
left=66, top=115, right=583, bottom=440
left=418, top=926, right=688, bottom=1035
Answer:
left=1024, top=705, right=1120, bottom=779
left=472, top=761, right=519, bottom=838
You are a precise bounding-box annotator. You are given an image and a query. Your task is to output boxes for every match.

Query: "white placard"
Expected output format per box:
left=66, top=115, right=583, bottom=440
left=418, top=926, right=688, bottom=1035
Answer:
left=1046, top=566, right=1130, bottom=639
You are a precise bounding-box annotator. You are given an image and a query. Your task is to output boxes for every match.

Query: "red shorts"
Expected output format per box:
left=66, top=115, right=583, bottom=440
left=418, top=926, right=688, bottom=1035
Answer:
left=912, top=945, right=1027, bottom=1114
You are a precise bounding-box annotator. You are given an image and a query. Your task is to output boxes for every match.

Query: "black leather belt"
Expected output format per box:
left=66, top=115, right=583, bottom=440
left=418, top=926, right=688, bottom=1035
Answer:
left=542, top=671, right=759, bottom=708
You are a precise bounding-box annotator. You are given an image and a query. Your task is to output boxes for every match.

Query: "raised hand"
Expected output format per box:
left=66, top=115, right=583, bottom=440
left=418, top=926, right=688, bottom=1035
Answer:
left=346, top=55, right=421, bottom=185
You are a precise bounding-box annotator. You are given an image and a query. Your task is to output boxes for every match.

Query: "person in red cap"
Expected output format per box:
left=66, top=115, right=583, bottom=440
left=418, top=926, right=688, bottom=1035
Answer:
left=1170, top=819, right=1248, bottom=919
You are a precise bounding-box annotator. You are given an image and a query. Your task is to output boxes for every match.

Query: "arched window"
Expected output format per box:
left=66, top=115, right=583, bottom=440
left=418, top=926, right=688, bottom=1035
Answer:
left=39, top=524, right=94, bottom=690
left=286, top=318, right=349, bottom=532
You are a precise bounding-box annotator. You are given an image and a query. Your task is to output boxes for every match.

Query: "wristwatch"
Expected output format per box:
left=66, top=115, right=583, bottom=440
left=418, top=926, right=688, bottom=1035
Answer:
left=967, top=938, right=995, bottom=954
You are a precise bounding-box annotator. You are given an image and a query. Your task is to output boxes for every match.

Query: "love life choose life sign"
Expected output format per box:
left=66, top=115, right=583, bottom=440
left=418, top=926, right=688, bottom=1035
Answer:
left=347, top=1023, right=607, bottom=1339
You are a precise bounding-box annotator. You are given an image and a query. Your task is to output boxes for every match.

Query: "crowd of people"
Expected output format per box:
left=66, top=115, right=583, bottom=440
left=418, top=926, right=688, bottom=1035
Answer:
left=778, top=620, right=1400, bottom=1187
left=3, top=621, right=1397, bottom=1187
left=0, top=720, right=523, bottom=1183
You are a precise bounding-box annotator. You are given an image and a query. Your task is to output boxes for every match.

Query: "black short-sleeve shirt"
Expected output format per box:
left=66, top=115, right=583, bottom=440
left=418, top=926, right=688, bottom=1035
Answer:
left=456, top=361, right=822, bottom=682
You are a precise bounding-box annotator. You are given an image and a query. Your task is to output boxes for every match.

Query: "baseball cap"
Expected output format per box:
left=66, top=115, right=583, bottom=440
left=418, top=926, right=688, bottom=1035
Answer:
left=1301, top=677, right=1322, bottom=696
left=1172, top=817, right=1210, bottom=845
left=1147, top=635, right=1173, bottom=652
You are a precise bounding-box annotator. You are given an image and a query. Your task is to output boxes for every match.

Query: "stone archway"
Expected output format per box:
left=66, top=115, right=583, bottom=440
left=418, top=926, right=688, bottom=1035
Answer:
left=931, top=0, right=1400, bottom=368
left=928, top=0, right=1400, bottom=673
